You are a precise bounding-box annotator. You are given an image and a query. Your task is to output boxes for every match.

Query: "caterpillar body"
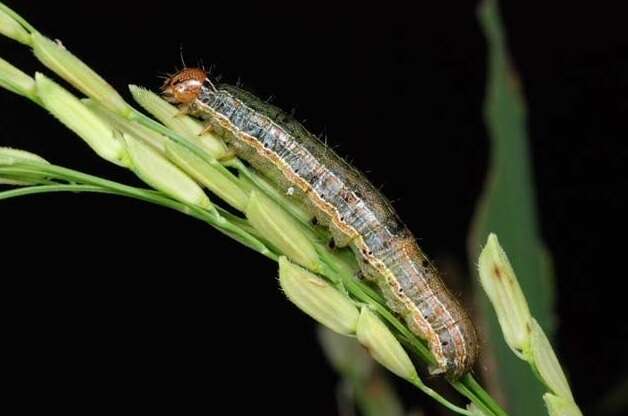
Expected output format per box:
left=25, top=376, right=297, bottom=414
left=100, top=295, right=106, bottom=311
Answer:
left=162, top=68, right=478, bottom=378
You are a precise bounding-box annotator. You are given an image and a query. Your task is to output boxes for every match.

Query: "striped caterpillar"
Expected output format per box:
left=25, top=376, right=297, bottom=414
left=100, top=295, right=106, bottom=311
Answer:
left=161, top=68, right=478, bottom=378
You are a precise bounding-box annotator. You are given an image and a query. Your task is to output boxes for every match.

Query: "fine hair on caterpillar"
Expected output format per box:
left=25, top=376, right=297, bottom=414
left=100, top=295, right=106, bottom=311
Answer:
left=162, top=67, right=479, bottom=378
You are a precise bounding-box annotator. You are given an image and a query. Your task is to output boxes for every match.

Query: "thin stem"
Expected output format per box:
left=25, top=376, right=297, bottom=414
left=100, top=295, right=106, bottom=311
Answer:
left=0, top=170, right=506, bottom=415
left=0, top=16, right=510, bottom=407
left=0, top=164, right=276, bottom=261
left=410, top=377, right=472, bottom=416
left=1, top=159, right=508, bottom=415
left=2, top=174, right=503, bottom=416
left=0, top=184, right=115, bottom=198
left=459, top=374, right=508, bottom=416
left=319, top=249, right=508, bottom=415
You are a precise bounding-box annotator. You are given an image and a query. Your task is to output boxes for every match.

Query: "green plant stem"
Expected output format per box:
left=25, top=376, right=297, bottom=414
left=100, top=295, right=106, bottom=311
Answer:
left=0, top=164, right=276, bottom=260
left=1, top=185, right=481, bottom=416
left=1, top=165, right=506, bottom=416
left=131, top=110, right=319, bottom=238
left=462, top=374, right=508, bottom=416
left=344, top=277, right=506, bottom=415
left=0, top=102, right=508, bottom=414
left=0, top=3, right=511, bottom=408
left=318, top=251, right=507, bottom=416
left=452, top=377, right=507, bottom=416
left=319, top=249, right=435, bottom=364
left=410, top=377, right=472, bottom=416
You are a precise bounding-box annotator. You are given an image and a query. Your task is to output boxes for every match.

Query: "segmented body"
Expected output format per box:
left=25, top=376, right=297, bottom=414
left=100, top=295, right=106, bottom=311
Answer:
left=162, top=70, right=478, bottom=378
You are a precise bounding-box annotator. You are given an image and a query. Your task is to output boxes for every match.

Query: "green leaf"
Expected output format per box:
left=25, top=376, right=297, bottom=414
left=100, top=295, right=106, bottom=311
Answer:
left=469, top=1, right=556, bottom=415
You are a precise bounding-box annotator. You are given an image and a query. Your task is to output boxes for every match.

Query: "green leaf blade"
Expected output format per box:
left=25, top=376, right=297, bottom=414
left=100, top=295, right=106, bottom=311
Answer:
left=470, top=1, right=556, bottom=415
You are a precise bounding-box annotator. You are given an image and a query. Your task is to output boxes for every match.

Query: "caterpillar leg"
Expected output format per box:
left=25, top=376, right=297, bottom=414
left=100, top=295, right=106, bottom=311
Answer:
left=199, top=122, right=214, bottom=135
left=174, top=104, right=193, bottom=117
left=217, top=150, right=237, bottom=162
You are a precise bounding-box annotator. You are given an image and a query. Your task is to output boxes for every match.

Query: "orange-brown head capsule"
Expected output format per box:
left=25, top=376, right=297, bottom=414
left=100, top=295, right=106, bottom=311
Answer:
left=161, top=67, right=209, bottom=105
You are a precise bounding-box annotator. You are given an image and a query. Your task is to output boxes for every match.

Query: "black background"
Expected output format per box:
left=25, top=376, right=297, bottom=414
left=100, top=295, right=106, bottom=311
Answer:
left=1, top=1, right=627, bottom=414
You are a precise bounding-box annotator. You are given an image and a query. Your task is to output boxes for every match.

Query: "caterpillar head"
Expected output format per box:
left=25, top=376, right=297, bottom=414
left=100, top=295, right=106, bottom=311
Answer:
left=161, top=67, right=214, bottom=104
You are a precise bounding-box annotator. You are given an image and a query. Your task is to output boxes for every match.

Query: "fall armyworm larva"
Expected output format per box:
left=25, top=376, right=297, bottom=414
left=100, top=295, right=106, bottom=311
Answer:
left=161, top=68, right=478, bottom=378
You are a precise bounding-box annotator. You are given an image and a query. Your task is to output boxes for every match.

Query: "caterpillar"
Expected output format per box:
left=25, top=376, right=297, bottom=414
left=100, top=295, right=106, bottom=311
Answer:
left=161, top=68, right=478, bottom=378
